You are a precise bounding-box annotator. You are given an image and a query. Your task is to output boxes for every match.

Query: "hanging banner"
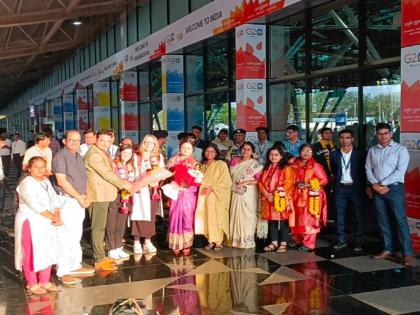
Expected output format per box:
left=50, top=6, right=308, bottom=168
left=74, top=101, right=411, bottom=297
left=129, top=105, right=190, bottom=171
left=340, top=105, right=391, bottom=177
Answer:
left=30, top=0, right=301, bottom=106
left=162, top=55, right=185, bottom=158
left=53, top=98, right=63, bottom=132
left=93, top=82, right=111, bottom=107
left=236, top=79, right=267, bottom=130
left=235, top=24, right=267, bottom=131
left=121, top=71, right=139, bottom=102
left=162, top=55, right=184, bottom=94
left=235, top=24, right=266, bottom=80
left=93, top=82, right=111, bottom=130
left=94, top=107, right=111, bottom=130
left=76, top=89, right=88, bottom=131
left=63, top=94, right=75, bottom=131
left=402, top=0, right=420, bottom=47
left=401, top=45, right=420, bottom=132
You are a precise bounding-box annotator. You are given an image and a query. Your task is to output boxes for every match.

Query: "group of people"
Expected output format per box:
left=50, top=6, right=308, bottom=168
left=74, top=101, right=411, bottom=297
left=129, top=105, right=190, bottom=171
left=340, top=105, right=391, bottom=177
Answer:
left=4, top=120, right=414, bottom=296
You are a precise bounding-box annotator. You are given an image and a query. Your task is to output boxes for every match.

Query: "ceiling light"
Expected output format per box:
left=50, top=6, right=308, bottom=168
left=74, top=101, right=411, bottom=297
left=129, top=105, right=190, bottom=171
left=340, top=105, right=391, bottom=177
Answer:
left=72, top=20, right=82, bottom=26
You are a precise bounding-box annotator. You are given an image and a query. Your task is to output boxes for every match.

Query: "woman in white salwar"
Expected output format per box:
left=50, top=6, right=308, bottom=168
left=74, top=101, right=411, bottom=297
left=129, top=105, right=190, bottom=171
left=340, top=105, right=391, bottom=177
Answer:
left=131, top=135, right=165, bottom=254
left=229, top=142, right=263, bottom=249
left=15, top=156, right=62, bottom=295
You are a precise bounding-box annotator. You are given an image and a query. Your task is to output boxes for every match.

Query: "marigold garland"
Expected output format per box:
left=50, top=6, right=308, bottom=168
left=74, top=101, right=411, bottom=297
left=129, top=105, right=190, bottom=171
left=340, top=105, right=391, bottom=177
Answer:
left=120, top=189, right=131, bottom=214
left=274, top=186, right=286, bottom=212
left=308, top=179, right=320, bottom=218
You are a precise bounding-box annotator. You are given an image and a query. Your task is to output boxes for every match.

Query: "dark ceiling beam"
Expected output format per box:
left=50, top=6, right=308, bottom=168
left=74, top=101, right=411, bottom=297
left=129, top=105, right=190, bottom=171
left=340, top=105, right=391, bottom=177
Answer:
left=0, top=0, right=133, bottom=28
left=0, top=40, right=81, bottom=60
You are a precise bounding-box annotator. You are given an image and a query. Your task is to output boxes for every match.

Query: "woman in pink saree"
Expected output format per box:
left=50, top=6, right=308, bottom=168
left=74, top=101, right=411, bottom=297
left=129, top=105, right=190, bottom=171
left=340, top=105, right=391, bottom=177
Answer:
left=166, top=140, right=200, bottom=256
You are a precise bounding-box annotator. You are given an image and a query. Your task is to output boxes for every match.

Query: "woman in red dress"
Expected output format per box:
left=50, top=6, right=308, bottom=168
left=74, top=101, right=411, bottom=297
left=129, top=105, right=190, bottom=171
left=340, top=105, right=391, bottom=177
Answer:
left=290, top=144, right=328, bottom=251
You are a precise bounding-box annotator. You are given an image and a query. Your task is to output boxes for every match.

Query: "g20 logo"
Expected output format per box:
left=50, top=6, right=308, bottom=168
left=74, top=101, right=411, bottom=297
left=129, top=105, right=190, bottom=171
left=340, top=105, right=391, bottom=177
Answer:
left=246, top=82, right=264, bottom=89
left=404, top=52, right=420, bottom=64
left=245, top=28, right=263, bottom=37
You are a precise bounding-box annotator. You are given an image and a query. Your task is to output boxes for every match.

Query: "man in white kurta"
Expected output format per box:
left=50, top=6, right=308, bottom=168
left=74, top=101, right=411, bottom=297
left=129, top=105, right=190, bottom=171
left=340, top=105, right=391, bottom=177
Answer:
left=52, top=130, right=94, bottom=283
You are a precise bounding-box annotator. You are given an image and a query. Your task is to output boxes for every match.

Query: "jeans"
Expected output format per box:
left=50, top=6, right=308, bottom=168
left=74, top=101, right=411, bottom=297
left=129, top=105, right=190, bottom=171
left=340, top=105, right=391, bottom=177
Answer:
left=334, top=186, right=364, bottom=243
left=374, top=183, right=413, bottom=256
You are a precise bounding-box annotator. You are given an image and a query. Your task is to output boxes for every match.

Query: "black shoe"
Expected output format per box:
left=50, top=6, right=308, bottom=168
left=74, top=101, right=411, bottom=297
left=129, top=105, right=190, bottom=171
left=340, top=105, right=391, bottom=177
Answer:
left=333, top=241, right=348, bottom=250
left=298, top=245, right=312, bottom=252
left=353, top=243, right=363, bottom=253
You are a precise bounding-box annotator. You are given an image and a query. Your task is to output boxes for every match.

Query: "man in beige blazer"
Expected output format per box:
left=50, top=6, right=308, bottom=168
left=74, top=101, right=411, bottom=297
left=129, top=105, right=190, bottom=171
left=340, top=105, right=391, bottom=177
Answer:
left=85, top=129, right=136, bottom=270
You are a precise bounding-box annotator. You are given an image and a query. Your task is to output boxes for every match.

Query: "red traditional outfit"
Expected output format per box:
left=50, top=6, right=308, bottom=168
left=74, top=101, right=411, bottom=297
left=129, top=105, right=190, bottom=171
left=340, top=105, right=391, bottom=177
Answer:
left=259, top=165, right=295, bottom=221
left=290, top=157, right=328, bottom=249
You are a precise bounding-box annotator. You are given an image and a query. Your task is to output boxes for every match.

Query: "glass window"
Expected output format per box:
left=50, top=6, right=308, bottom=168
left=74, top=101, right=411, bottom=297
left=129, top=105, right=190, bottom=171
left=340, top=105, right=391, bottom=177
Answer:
left=363, top=66, right=401, bottom=146
left=269, top=81, right=305, bottom=142
left=128, top=8, right=138, bottom=45
left=169, top=0, right=188, bottom=23
left=311, top=1, right=359, bottom=71
left=191, top=0, right=211, bottom=11
left=89, top=43, right=95, bottom=67
left=139, top=103, right=151, bottom=139
left=185, top=54, right=204, bottom=94
left=115, top=22, right=123, bottom=51
left=270, top=13, right=305, bottom=79
left=150, top=62, right=162, bottom=100
left=95, top=39, right=101, bottom=64
left=151, top=0, right=168, bottom=33
left=101, top=33, right=108, bottom=60
left=310, top=73, right=359, bottom=145
left=138, top=3, right=150, bottom=40
left=151, top=101, right=163, bottom=130
left=139, top=66, right=150, bottom=101
left=84, top=47, right=89, bottom=69
left=366, top=0, right=401, bottom=62
left=205, top=92, right=229, bottom=140
left=206, top=41, right=228, bottom=90
left=186, top=95, right=205, bottom=130
left=107, top=27, right=116, bottom=55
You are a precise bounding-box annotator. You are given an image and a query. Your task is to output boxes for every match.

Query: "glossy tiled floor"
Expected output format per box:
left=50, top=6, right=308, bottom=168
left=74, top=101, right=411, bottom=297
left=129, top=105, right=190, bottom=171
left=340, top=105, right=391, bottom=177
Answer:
left=1, top=166, right=420, bottom=314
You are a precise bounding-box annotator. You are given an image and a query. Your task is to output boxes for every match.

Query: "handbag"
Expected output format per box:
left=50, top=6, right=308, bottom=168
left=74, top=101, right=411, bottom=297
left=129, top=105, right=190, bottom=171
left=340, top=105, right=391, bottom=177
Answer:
left=231, top=184, right=247, bottom=195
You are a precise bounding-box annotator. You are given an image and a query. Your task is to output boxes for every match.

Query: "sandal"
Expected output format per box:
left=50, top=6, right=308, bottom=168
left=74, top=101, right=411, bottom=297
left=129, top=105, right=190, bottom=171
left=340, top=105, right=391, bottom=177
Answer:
left=27, top=284, right=47, bottom=295
left=182, top=247, right=192, bottom=256
left=214, top=244, right=223, bottom=251
left=277, top=243, right=287, bottom=253
left=41, top=282, right=61, bottom=292
left=264, top=243, right=278, bottom=252
left=205, top=242, right=216, bottom=250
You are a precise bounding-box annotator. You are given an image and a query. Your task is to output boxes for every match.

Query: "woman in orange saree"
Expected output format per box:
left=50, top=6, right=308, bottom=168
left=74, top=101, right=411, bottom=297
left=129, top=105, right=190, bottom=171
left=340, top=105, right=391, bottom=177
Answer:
left=290, top=144, right=328, bottom=251
left=259, top=146, right=295, bottom=253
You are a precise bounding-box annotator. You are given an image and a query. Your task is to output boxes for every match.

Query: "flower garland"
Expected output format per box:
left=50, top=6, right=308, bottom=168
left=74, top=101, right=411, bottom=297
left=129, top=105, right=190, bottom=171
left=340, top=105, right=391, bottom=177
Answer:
left=274, top=186, right=286, bottom=212
left=120, top=189, right=131, bottom=214
left=308, top=178, right=320, bottom=218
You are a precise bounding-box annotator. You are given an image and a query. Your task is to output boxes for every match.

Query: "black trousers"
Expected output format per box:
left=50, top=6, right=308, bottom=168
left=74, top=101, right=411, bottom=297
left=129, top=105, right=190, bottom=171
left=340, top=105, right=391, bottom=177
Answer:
left=1, top=155, right=10, bottom=177
left=269, top=220, right=289, bottom=243
left=13, top=154, right=23, bottom=178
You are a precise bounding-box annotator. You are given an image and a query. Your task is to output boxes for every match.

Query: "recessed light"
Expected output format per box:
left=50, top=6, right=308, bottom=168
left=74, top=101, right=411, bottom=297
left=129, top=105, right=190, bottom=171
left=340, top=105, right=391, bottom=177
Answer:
left=72, top=20, right=82, bottom=26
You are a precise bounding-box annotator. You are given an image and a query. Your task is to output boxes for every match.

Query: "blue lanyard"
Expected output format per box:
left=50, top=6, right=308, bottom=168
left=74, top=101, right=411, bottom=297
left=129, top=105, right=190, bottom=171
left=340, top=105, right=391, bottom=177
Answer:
left=341, top=153, right=351, bottom=171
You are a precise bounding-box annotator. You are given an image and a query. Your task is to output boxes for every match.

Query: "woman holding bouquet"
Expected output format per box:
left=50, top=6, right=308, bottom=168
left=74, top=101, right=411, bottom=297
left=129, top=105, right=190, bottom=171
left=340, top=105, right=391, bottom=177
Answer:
left=259, top=146, right=294, bottom=253
left=105, top=144, right=134, bottom=260
left=290, top=144, right=328, bottom=251
left=229, top=142, right=263, bottom=249
left=166, top=140, right=201, bottom=256
left=195, top=143, right=232, bottom=250
left=132, top=135, right=165, bottom=254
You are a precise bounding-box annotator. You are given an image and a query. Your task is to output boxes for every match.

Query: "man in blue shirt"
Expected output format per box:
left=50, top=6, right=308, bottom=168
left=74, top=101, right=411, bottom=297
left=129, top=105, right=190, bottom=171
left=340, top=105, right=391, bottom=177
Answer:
left=284, top=125, right=305, bottom=157
left=365, top=123, right=413, bottom=266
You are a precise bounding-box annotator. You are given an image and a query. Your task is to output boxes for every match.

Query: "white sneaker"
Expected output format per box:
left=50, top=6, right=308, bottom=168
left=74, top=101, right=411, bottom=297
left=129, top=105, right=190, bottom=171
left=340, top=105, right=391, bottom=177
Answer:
left=143, top=242, right=157, bottom=253
left=133, top=243, right=143, bottom=254
left=108, top=249, right=119, bottom=260
left=117, top=247, right=130, bottom=259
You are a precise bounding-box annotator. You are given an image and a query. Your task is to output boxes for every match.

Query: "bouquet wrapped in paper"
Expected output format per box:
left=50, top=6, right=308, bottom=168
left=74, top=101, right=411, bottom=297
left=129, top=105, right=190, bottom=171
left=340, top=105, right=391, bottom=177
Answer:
left=135, top=167, right=173, bottom=190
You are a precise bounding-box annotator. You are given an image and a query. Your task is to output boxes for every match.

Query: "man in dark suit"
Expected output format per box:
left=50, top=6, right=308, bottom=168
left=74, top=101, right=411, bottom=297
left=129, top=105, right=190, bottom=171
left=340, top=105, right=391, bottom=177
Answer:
left=330, top=129, right=366, bottom=252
